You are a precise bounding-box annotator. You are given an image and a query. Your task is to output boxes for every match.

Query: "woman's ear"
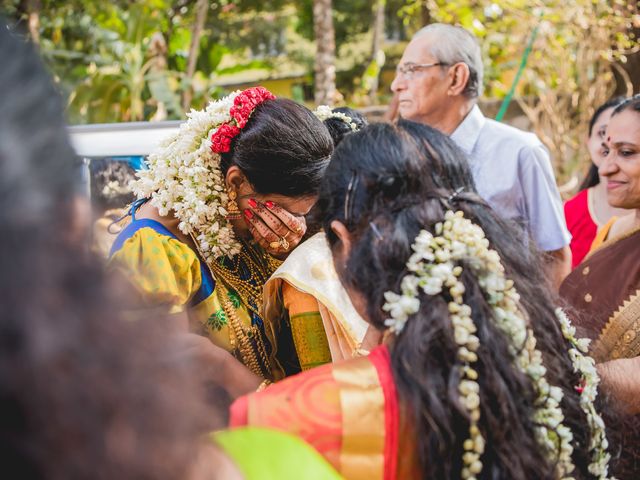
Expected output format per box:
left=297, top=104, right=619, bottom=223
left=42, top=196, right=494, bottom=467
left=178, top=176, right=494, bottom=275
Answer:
left=330, top=220, right=352, bottom=266
left=225, top=166, right=250, bottom=194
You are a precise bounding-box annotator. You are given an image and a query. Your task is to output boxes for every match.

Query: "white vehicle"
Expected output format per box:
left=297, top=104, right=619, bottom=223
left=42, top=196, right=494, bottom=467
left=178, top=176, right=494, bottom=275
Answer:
left=68, top=120, right=181, bottom=201
left=68, top=120, right=181, bottom=158
left=68, top=121, right=183, bottom=255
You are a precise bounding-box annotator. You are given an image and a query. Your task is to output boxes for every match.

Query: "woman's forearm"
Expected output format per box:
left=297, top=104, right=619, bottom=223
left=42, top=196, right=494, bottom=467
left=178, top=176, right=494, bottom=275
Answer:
left=218, top=350, right=262, bottom=399
left=597, top=356, right=640, bottom=414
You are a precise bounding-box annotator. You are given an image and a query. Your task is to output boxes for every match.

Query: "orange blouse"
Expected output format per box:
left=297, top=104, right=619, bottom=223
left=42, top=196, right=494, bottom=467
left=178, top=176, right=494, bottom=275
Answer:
left=229, top=346, right=407, bottom=480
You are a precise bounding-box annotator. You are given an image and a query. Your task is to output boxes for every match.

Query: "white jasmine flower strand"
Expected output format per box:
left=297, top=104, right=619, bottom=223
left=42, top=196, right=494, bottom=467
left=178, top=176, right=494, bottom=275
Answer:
left=313, top=105, right=358, bottom=131
left=556, top=308, right=613, bottom=479
left=131, top=92, right=243, bottom=260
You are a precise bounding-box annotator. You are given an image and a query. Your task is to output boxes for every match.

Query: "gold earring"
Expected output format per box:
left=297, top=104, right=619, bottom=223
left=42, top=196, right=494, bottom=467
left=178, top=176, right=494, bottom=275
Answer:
left=226, top=189, right=242, bottom=220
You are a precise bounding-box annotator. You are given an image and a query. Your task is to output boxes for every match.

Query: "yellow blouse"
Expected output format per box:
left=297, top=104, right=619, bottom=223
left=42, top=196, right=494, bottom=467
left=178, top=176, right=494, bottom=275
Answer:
left=108, top=218, right=280, bottom=379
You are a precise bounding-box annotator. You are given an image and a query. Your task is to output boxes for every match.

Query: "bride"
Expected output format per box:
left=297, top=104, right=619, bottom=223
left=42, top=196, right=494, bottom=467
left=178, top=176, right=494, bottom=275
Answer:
left=108, top=87, right=334, bottom=391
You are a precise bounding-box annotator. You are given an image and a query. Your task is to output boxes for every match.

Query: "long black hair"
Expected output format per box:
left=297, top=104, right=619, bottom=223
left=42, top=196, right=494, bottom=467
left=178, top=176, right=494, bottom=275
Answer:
left=220, top=98, right=334, bottom=197
left=318, top=120, right=604, bottom=479
left=579, top=97, right=625, bottom=191
left=0, top=21, right=213, bottom=480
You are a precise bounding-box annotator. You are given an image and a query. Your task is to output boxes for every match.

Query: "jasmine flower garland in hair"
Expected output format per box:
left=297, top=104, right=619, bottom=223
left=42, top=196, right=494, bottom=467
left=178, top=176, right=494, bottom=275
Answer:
left=382, top=210, right=613, bottom=480
left=131, top=88, right=274, bottom=261
left=555, top=308, right=613, bottom=479
left=383, top=214, right=486, bottom=480
left=313, top=105, right=358, bottom=131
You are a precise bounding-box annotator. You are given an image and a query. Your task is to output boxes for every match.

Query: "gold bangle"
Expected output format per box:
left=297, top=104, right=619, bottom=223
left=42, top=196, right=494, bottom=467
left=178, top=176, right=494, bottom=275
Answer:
left=256, top=379, right=271, bottom=392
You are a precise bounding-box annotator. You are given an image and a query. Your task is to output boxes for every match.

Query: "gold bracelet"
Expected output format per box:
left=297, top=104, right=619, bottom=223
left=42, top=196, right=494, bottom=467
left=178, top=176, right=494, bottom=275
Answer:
left=256, top=379, right=272, bottom=392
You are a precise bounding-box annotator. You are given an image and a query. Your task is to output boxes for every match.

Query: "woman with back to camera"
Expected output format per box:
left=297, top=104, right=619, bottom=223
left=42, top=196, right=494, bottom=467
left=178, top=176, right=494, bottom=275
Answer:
left=109, top=87, right=334, bottom=391
left=231, top=121, right=614, bottom=480
left=564, top=97, right=628, bottom=266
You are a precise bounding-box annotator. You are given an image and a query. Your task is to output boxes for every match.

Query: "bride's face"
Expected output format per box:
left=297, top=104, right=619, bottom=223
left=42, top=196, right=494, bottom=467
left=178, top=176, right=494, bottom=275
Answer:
left=223, top=165, right=317, bottom=253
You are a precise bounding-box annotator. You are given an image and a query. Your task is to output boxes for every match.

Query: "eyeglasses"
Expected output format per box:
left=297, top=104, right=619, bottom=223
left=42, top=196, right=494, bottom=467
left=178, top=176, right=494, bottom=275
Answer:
left=395, top=62, right=447, bottom=80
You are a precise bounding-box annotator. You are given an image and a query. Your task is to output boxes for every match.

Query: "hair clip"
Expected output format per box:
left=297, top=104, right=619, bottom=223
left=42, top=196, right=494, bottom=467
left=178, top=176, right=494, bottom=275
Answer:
left=447, top=186, right=465, bottom=203
left=344, top=171, right=359, bottom=222
left=369, top=222, right=384, bottom=241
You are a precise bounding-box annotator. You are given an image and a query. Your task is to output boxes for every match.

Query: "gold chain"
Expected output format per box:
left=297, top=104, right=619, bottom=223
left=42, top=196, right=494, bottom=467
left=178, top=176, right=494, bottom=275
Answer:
left=208, top=240, right=280, bottom=319
left=189, top=234, right=282, bottom=379
left=216, top=287, right=266, bottom=377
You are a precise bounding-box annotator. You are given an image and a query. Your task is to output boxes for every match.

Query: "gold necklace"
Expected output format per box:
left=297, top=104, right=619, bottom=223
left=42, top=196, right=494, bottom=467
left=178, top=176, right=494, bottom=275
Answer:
left=190, top=234, right=282, bottom=379
left=216, top=287, right=266, bottom=377
left=208, top=240, right=280, bottom=319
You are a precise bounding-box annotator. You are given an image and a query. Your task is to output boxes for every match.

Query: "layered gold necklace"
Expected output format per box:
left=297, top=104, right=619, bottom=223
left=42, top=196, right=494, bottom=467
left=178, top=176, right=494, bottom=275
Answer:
left=190, top=234, right=282, bottom=379
left=209, top=239, right=281, bottom=319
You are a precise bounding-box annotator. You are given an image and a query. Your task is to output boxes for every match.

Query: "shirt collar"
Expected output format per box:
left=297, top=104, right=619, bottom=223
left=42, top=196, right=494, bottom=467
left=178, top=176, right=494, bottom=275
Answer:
left=450, top=105, right=485, bottom=155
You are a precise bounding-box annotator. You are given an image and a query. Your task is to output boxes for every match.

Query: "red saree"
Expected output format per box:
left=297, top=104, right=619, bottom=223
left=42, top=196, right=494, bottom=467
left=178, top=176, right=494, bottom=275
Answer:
left=229, top=346, right=410, bottom=480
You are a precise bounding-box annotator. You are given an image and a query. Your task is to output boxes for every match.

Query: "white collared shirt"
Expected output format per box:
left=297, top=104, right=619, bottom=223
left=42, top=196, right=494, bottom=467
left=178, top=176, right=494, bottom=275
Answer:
left=450, top=105, right=571, bottom=251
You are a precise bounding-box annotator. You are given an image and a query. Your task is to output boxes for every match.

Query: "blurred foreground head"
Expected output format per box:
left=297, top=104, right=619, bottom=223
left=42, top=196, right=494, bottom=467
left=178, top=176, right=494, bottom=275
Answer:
left=0, top=21, right=212, bottom=480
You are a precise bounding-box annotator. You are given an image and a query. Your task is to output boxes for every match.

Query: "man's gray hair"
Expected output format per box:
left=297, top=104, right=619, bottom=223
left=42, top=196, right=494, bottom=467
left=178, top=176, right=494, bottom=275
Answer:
left=414, top=23, right=484, bottom=98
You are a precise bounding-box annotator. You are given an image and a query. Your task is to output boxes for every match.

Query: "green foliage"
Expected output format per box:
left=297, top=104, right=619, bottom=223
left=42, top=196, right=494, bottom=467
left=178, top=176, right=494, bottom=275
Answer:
left=3, top=0, right=637, bottom=190
left=295, top=0, right=373, bottom=45
left=1, top=0, right=287, bottom=123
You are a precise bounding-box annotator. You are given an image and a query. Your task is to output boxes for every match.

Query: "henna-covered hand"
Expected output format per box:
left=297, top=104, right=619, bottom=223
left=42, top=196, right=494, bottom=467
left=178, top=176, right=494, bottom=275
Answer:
left=243, top=199, right=306, bottom=258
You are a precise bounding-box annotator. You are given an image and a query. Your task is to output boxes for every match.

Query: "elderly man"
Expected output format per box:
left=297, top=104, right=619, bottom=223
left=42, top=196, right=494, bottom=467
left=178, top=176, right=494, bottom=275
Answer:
left=391, top=23, right=571, bottom=289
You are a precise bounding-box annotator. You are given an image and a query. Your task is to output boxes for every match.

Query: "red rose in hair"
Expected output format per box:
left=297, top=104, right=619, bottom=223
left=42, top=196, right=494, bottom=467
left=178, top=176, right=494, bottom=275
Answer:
left=211, top=124, right=241, bottom=153
left=209, top=87, right=275, bottom=154
left=231, top=86, right=275, bottom=128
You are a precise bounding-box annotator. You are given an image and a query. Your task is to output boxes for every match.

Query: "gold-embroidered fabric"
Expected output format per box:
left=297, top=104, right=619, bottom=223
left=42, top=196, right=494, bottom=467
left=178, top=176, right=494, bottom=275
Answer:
left=290, top=312, right=333, bottom=370
left=592, top=290, right=640, bottom=362
left=332, top=355, right=385, bottom=480
left=560, top=227, right=640, bottom=364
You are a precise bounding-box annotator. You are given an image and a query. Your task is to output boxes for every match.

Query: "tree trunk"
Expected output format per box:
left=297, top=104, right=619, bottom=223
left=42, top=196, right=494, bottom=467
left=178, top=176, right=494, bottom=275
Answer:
left=312, top=0, right=336, bottom=106
left=182, top=0, right=209, bottom=112
left=149, top=32, right=169, bottom=121
left=613, top=1, right=640, bottom=94
left=420, top=0, right=431, bottom=27
left=19, top=0, right=41, bottom=45
left=367, top=0, right=386, bottom=105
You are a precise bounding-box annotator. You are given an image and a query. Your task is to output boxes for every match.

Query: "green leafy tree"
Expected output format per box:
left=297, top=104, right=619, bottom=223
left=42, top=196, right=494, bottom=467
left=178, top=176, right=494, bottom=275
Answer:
left=1, top=0, right=275, bottom=122
left=68, top=3, right=181, bottom=122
